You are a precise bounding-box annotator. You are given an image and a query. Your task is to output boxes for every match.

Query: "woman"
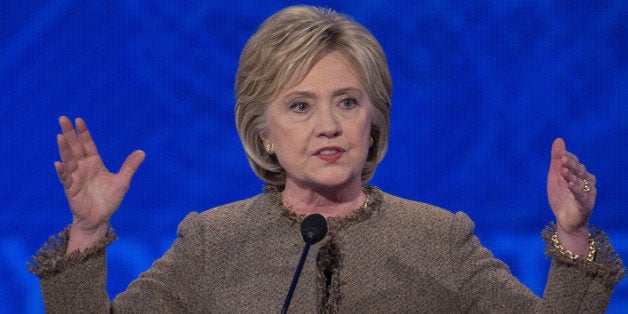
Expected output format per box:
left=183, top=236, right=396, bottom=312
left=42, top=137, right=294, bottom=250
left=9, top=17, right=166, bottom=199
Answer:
left=30, top=5, right=624, bottom=312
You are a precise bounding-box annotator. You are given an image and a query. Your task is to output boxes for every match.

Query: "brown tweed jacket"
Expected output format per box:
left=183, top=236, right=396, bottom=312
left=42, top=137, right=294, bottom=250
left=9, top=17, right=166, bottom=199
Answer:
left=30, top=187, right=625, bottom=313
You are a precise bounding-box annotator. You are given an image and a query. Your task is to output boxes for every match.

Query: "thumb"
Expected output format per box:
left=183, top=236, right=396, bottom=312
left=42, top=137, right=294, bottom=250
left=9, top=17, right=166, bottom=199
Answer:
left=117, top=150, right=146, bottom=183
left=548, top=138, right=565, bottom=182
left=551, top=138, right=566, bottom=160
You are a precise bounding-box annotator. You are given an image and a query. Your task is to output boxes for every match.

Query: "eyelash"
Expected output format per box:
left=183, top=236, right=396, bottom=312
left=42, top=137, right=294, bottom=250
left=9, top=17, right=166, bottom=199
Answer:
left=340, top=97, right=358, bottom=109
left=289, top=97, right=358, bottom=113
left=289, top=101, right=310, bottom=113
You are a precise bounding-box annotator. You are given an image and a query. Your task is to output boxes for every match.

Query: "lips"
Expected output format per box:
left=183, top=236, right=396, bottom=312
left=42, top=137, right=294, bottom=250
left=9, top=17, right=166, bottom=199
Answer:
left=315, top=146, right=345, bottom=162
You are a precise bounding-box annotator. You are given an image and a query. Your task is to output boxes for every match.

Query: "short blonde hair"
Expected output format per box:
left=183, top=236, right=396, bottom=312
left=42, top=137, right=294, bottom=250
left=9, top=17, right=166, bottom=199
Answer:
left=235, top=5, right=392, bottom=186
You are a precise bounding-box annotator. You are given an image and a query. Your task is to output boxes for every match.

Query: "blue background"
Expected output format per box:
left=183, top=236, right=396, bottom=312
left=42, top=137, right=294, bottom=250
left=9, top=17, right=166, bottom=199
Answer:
left=1, top=1, right=626, bottom=312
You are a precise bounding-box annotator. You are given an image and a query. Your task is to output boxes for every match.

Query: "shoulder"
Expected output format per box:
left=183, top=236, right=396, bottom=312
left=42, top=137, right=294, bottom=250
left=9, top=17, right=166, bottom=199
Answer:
left=378, top=190, right=473, bottom=224
left=379, top=191, right=452, bottom=218
left=199, top=194, right=264, bottom=221
left=355, top=189, right=481, bottom=273
left=373, top=189, right=476, bottom=237
left=175, top=194, right=269, bottom=237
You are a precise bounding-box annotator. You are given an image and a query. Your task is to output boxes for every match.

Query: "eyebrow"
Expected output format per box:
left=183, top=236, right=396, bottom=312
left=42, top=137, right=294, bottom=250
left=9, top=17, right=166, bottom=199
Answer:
left=283, top=87, right=364, bottom=100
left=333, top=87, right=363, bottom=97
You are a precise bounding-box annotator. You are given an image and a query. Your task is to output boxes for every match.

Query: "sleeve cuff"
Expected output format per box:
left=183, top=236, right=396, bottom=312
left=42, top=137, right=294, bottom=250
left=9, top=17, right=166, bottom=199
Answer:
left=542, top=222, right=626, bottom=287
left=28, top=224, right=118, bottom=278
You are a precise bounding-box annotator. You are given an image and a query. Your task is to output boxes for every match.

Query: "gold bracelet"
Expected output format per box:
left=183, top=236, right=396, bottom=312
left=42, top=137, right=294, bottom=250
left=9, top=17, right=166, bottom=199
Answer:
left=550, top=232, right=596, bottom=263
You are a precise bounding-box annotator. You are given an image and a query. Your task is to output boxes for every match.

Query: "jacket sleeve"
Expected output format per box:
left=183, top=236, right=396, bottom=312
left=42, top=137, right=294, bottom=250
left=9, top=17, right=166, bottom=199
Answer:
left=29, top=212, right=206, bottom=313
left=541, top=223, right=625, bottom=312
left=450, top=211, right=625, bottom=313
left=111, top=211, right=206, bottom=311
left=28, top=225, right=116, bottom=314
left=450, top=211, right=541, bottom=312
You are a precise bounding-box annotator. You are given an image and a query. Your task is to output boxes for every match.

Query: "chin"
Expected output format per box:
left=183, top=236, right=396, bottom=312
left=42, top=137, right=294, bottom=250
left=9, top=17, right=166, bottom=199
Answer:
left=308, top=172, right=360, bottom=190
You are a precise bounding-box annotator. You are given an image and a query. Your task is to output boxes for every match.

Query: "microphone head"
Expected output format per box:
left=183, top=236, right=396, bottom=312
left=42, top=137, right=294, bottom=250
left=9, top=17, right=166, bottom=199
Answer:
left=300, top=213, right=328, bottom=245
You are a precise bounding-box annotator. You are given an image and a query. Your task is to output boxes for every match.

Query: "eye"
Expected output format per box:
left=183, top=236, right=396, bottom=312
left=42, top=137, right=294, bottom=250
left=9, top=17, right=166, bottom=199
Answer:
left=289, top=101, right=310, bottom=113
left=340, top=97, right=358, bottom=109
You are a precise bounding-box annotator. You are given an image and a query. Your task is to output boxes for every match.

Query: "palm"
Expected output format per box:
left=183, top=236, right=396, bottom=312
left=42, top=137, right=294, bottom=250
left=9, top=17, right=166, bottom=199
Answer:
left=55, top=116, right=145, bottom=232
left=63, top=156, right=122, bottom=229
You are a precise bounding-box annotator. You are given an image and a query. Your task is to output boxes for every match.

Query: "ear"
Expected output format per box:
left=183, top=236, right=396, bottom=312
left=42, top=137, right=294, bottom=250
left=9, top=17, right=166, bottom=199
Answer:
left=259, top=132, right=269, bottom=144
left=260, top=132, right=274, bottom=154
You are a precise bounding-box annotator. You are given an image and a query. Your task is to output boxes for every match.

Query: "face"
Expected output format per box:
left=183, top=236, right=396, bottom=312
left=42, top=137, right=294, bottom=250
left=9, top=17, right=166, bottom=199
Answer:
left=263, top=51, right=372, bottom=191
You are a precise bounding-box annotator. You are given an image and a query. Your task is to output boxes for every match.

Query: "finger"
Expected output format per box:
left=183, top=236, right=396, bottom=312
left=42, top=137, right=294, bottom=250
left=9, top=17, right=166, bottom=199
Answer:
left=554, top=139, right=586, bottom=169
left=564, top=168, right=597, bottom=198
left=57, top=133, right=78, bottom=173
left=550, top=138, right=566, bottom=162
left=75, top=117, right=100, bottom=158
left=54, top=160, right=73, bottom=188
left=569, top=180, right=596, bottom=210
left=59, top=116, right=86, bottom=159
left=561, top=153, right=587, bottom=178
left=564, top=150, right=580, bottom=163
left=562, top=167, right=591, bottom=186
left=116, top=150, right=146, bottom=184
left=548, top=139, right=567, bottom=180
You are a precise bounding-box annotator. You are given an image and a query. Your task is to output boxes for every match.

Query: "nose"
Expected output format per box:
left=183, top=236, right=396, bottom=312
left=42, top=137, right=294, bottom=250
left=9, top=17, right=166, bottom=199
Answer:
left=315, top=105, right=341, bottom=138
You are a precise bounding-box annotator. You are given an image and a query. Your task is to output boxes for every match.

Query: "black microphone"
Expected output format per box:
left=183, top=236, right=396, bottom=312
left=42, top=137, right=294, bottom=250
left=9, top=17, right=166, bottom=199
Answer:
left=281, top=213, right=328, bottom=314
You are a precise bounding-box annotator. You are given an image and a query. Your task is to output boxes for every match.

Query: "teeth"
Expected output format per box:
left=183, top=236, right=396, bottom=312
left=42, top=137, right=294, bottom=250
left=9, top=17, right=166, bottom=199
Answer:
left=320, top=150, right=338, bottom=155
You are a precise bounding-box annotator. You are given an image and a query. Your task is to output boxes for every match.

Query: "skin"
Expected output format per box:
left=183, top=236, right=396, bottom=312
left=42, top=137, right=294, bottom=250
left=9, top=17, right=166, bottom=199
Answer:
left=55, top=116, right=145, bottom=253
left=261, top=51, right=372, bottom=218
left=547, top=138, right=596, bottom=255
left=55, top=58, right=595, bottom=255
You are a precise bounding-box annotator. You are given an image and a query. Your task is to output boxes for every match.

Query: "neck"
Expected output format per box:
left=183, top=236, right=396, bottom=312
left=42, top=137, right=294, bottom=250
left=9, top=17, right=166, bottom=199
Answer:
left=281, top=183, right=366, bottom=218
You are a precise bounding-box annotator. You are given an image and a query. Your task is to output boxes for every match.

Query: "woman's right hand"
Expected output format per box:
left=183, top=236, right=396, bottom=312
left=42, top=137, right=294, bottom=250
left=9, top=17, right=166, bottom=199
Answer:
left=55, top=116, right=145, bottom=253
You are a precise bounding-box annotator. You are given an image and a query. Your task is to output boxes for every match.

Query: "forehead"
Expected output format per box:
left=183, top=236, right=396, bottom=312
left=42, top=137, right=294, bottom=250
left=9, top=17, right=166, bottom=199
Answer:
left=279, top=50, right=364, bottom=95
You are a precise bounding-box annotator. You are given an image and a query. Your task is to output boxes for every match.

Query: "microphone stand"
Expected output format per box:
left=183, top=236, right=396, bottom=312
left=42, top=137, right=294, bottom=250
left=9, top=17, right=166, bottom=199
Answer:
left=281, top=242, right=311, bottom=314
left=281, top=213, right=327, bottom=313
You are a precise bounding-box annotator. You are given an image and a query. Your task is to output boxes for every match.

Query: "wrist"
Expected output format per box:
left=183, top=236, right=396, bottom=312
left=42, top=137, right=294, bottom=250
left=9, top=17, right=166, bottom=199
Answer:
left=66, top=223, right=109, bottom=254
left=556, top=226, right=589, bottom=255
left=552, top=227, right=595, bottom=262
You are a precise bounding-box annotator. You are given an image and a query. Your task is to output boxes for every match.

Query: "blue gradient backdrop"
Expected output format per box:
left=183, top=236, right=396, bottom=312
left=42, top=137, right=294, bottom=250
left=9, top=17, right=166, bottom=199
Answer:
left=1, top=1, right=626, bottom=312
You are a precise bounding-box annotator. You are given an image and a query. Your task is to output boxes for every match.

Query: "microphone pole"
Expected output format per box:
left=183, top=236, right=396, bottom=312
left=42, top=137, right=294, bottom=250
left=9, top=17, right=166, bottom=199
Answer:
left=281, top=239, right=313, bottom=314
left=281, top=213, right=327, bottom=314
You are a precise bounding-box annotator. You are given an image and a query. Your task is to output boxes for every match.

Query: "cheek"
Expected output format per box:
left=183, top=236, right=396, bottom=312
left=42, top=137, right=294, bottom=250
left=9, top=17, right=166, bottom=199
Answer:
left=273, top=132, right=308, bottom=165
left=360, top=115, right=373, bottom=141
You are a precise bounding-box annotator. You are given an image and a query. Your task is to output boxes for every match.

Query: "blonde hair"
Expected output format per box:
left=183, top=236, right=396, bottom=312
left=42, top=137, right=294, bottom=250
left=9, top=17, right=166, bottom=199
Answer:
left=235, top=5, right=392, bottom=186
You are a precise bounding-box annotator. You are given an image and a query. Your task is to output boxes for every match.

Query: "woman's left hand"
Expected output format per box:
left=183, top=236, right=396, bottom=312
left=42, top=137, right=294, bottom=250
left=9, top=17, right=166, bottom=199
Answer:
left=547, top=138, right=596, bottom=252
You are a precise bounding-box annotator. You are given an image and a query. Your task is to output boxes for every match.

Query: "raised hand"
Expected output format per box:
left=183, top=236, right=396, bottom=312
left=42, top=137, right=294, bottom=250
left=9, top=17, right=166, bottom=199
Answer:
left=55, top=116, right=145, bottom=252
left=547, top=138, right=596, bottom=254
